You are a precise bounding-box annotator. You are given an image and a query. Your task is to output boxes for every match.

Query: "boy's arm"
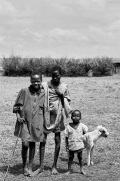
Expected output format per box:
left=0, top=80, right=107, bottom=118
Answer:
left=16, top=112, right=25, bottom=123
left=65, top=137, right=69, bottom=152
left=63, top=86, right=72, bottom=117
left=55, top=84, right=71, bottom=107
left=13, top=89, right=25, bottom=123
left=65, top=126, right=69, bottom=151
left=64, top=85, right=71, bottom=104
left=55, top=89, right=64, bottom=107
left=13, top=103, right=25, bottom=123
left=83, top=124, right=88, bottom=134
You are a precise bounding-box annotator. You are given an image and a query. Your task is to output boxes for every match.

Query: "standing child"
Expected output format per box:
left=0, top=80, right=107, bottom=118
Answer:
left=13, top=71, right=45, bottom=176
left=65, top=110, right=88, bottom=175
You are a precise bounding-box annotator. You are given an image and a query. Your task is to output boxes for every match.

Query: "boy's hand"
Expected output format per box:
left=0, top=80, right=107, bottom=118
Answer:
left=13, top=106, right=20, bottom=113
left=17, top=117, right=26, bottom=124
left=66, top=145, right=69, bottom=152
left=55, top=88, right=63, bottom=96
left=55, top=88, right=64, bottom=107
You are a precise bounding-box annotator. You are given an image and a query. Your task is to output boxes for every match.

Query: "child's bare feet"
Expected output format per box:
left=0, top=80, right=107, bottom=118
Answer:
left=23, top=167, right=31, bottom=176
left=30, top=166, right=44, bottom=176
left=27, top=167, right=33, bottom=177
left=65, top=171, right=72, bottom=175
left=80, top=170, right=86, bottom=175
left=51, top=167, right=59, bottom=175
left=90, top=161, right=94, bottom=165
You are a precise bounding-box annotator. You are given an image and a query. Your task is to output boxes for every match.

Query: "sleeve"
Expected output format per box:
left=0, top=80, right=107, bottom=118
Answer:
left=64, top=85, right=72, bottom=117
left=64, top=126, right=69, bottom=137
left=13, top=89, right=25, bottom=113
left=82, top=124, right=88, bottom=134
left=64, top=85, right=71, bottom=104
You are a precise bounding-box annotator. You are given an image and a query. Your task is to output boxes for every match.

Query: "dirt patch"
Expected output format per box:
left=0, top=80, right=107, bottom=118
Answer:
left=0, top=75, right=120, bottom=181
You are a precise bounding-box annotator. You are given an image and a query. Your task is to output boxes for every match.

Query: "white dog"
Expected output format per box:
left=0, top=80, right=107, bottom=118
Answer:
left=81, top=125, right=109, bottom=166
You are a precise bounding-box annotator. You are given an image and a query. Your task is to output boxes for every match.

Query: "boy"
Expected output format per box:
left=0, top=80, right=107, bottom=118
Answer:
left=13, top=71, right=45, bottom=176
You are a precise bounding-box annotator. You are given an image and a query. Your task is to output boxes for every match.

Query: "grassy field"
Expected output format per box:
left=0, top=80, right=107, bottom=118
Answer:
left=0, top=75, right=120, bottom=181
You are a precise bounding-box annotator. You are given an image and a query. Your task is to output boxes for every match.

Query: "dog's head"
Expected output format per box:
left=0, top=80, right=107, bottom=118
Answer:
left=97, top=125, right=109, bottom=137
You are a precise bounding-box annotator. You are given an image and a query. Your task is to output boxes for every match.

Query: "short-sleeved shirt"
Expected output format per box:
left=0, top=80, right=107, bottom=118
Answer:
left=13, top=85, right=45, bottom=142
left=65, top=123, right=88, bottom=151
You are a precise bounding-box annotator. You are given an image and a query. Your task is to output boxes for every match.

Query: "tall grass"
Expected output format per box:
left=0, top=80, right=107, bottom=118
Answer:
left=1, top=56, right=114, bottom=76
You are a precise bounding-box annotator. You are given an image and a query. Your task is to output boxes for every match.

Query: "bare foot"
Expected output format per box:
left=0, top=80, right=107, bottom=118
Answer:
left=23, top=167, right=31, bottom=176
left=27, top=168, right=33, bottom=177
left=90, top=161, right=94, bottom=165
left=30, top=167, right=44, bottom=177
left=51, top=167, right=59, bottom=175
left=80, top=170, right=86, bottom=175
left=65, top=171, right=72, bottom=175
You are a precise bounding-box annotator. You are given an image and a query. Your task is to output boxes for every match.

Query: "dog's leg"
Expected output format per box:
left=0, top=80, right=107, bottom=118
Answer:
left=87, top=149, right=91, bottom=166
left=90, top=146, right=94, bottom=165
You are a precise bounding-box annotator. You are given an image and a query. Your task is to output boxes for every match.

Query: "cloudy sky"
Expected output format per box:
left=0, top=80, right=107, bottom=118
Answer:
left=0, top=0, right=120, bottom=58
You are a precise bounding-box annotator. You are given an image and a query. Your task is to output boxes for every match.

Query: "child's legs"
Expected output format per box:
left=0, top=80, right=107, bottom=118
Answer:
left=39, top=133, right=47, bottom=168
left=28, top=142, right=35, bottom=171
left=30, top=134, right=47, bottom=176
left=77, top=151, right=82, bottom=167
left=68, top=151, right=74, bottom=172
left=53, top=132, right=61, bottom=169
left=22, top=141, right=29, bottom=169
left=77, top=151, right=85, bottom=174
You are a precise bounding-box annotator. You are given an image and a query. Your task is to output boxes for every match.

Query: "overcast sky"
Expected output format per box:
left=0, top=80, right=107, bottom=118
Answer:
left=0, top=0, right=120, bottom=58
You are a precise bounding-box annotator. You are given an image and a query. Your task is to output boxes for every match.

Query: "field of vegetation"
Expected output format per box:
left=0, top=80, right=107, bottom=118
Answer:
left=1, top=56, right=113, bottom=77
left=0, top=74, right=120, bottom=181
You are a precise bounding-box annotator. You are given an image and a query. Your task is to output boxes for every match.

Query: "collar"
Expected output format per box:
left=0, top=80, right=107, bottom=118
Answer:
left=29, top=85, right=41, bottom=95
left=48, top=80, right=61, bottom=89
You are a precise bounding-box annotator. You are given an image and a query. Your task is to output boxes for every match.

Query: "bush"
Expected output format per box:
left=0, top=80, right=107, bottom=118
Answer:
left=92, top=57, right=113, bottom=76
left=2, top=56, right=22, bottom=76
left=83, top=57, right=113, bottom=76
left=1, top=55, right=114, bottom=77
left=66, top=61, right=86, bottom=76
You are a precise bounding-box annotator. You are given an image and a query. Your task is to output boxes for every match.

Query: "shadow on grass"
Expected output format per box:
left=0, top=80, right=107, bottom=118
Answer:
left=59, top=156, right=87, bottom=166
left=0, top=163, right=68, bottom=176
left=0, top=163, right=23, bottom=176
left=33, top=164, right=68, bottom=174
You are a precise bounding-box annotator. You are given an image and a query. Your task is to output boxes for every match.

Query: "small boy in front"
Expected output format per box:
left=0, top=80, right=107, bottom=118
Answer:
left=13, top=71, right=45, bottom=176
left=65, top=110, right=88, bottom=175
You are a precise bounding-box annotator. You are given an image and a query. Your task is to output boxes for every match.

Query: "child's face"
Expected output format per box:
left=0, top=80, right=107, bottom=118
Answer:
left=52, top=70, right=61, bottom=86
left=71, top=111, right=81, bottom=124
left=30, top=74, right=42, bottom=90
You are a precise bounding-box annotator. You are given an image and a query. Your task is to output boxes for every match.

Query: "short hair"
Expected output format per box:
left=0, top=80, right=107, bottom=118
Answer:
left=71, top=110, right=81, bottom=118
left=30, top=70, right=42, bottom=80
left=52, top=66, right=62, bottom=75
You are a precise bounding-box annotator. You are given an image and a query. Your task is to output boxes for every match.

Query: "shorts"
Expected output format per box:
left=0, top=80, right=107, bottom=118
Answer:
left=69, top=148, right=84, bottom=153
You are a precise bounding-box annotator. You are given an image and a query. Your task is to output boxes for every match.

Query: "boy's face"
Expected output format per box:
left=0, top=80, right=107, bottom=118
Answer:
left=30, top=74, right=42, bottom=90
left=71, top=111, right=81, bottom=124
left=52, top=70, right=61, bottom=86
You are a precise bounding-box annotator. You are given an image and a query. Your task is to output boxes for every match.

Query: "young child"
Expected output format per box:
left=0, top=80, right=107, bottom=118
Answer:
left=65, top=110, right=88, bottom=175
left=13, top=71, right=45, bottom=176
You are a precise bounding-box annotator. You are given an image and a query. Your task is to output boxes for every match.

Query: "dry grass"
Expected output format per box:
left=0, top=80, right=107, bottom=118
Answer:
left=0, top=75, right=120, bottom=181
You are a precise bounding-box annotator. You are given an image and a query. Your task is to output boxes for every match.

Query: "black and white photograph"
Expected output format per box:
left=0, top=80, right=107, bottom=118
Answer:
left=0, top=0, right=120, bottom=181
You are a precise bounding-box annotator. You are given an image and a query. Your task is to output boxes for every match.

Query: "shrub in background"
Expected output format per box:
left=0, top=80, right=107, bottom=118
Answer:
left=2, top=56, right=32, bottom=76
left=1, top=55, right=114, bottom=77
left=66, top=60, right=86, bottom=76
left=2, top=56, right=21, bottom=76
left=83, top=57, right=113, bottom=76
left=92, top=57, right=113, bottom=76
